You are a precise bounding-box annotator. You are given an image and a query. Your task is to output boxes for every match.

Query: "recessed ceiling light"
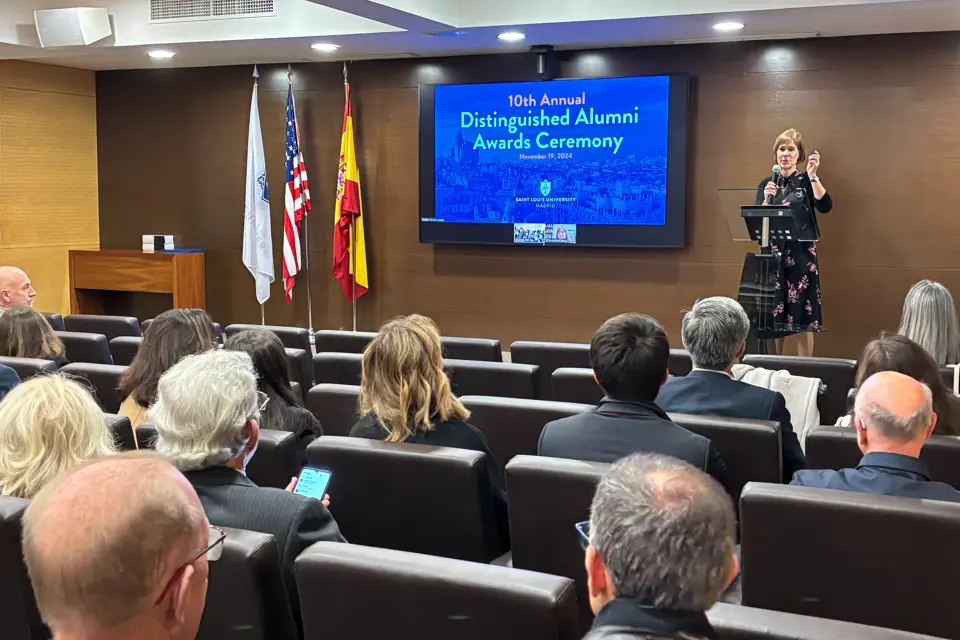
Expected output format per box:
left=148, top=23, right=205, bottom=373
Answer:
left=311, top=43, right=340, bottom=53
left=147, top=50, right=175, bottom=59
left=498, top=31, right=526, bottom=42
left=713, top=21, right=745, bottom=32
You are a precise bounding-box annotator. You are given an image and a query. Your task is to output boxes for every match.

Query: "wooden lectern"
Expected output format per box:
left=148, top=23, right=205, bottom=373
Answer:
left=69, top=250, right=206, bottom=314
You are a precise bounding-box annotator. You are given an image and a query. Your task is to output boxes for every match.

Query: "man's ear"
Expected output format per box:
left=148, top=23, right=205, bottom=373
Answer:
left=926, top=412, right=938, bottom=441
left=854, top=414, right=868, bottom=453
left=245, top=418, right=260, bottom=452
left=585, top=545, right=609, bottom=599
left=662, top=368, right=669, bottom=384
left=735, top=343, right=746, bottom=361
left=158, top=563, right=194, bottom=633
left=723, top=552, right=740, bottom=592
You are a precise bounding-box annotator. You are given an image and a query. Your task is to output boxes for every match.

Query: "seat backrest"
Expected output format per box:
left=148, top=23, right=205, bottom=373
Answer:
left=312, top=352, right=362, bottom=386
left=305, top=384, right=360, bottom=437
left=669, top=349, right=693, bottom=376
left=940, top=366, right=953, bottom=391
left=740, top=482, right=960, bottom=638
left=285, top=347, right=314, bottom=391
left=0, top=356, right=58, bottom=381
left=64, top=314, right=141, bottom=340
left=445, top=359, right=538, bottom=399
left=669, top=412, right=782, bottom=498
left=224, top=324, right=311, bottom=352
left=306, top=437, right=500, bottom=562
left=0, top=496, right=47, bottom=640
left=314, top=329, right=376, bottom=354
left=56, top=330, right=113, bottom=365
left=199, top=527, right=298, bottom=640
left=510, top=341, right=590, bottom=400
left=707, top=603, right=942, bottom=640
left=109, top=336, right=142, bottom=366
left=245, top=429, right=299, bottom=490
left=551, top=367, right=602, bottom=405
left=805, top=426, right=960, bottom=490
left=104, top=413, right=136, bottom=450
left=60, top=363, right=127, bottom=413
left=40, top=312, right=64, bottom=331
left=506, top=455, right=608, bottom=633
left=295, top=542, right=579, bottom=640
left=741, top=355, right=856, bottom=425
left=460, top=396, right=593, bottom=466
left=441, top=337, right=502, bottom=362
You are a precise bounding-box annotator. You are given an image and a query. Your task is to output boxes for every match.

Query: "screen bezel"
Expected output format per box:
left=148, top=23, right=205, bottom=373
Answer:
left=418, top=74, right=690, bottom=248
left=293, top=467, right=332, bottom=500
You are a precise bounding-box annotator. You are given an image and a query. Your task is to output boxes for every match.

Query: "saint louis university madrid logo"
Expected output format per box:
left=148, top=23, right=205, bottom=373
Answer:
left=540, top=180, right=552, bottom=197
left=257, top=171, right=269, bottom=203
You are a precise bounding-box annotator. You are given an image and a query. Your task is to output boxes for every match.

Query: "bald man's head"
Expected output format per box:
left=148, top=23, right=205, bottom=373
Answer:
left=0, top=266, right=36, bottom=308
left=854, top=371, right=935, bottom=447
left=22, top=453, right=209, bottom=638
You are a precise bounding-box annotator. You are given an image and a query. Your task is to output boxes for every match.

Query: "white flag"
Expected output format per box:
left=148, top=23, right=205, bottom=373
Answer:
left=242, top=67, right=274, bottom=305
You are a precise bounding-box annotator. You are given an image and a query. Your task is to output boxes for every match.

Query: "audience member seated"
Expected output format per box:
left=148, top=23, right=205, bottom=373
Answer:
left=225, top=329, right=321, bottom=465
left=118, top=308, right=216, bottom=438
left=0, top=305, right=69, bottom=366
left=0, top=266, right=36, bottom=309
left=581, top=453, right=738, bottom=640
left=22, top=453, right=213, bottom=640
left=656, top=297, right=806, bottom=482
left=0, top=362, right=19, bottom=400
left=793, top=371, right=960, bottom=502
left=152, top=349, right=345, bottom=621
left=898, top=279, right=960, bottom=366
left=0, top=374, right=116, bottom=498
left=349, top=314, right=508, bottom=538
left=538, top=314, right=731, bottom=494
left=841, top=333, right=960, bottom=435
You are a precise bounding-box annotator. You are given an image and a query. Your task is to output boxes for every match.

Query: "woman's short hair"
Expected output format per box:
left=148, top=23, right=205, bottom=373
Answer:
left=0, top=306, right=64, bottom=360
left=118, top=308, right=215, bottom=408
left=855, top=333, right=960, bottom=436
left=0, top=374, right=116, bottom=499
left=897, top=280, right=960, bottom=366
left=773, top=128, right=806, bottom=163
left=359, top=314, right=469, bottom=442
left=152, top=349, right=260, bottom=471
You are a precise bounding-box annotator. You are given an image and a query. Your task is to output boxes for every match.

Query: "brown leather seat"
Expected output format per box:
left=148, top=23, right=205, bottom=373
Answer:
left=109, top=336, right=142, bottom=366
left=40, top=312, right=64, bottom=331
left=741, top=355, right=856, bottom=425
left=60, top=363, right=126, bottom=413
left=441, top=337, right=502, bottom=362
left=306, top=436, right=502, bottom=562
left=285, top=348, right=314, bottom=393
left=505, top=455, right=608, bottom=633
left=142, top=318, right=222, bottom=343
left=312, top=352, right=362, bottom=386
left=0, top=496, right=46, bottom=640
left=460, top=396, right=592, bottom=466
left=740, top=482, right=960, bottom=638
left=104, top=413, right=136, bottom=450
left=940, top=366, right=953, bottom=391
left=805, top=426, right=960, bottom=490
left=707, top=602, right=941, bottom=640
left=305, top=384, right=360, bottom=437
left=64, top=314, right=141, bottom=340
left=55, top=330, right=113, bottom=365
left=669, top=349, right=693, bottom=376
left=224, top=324, right=311, bottom=352
left=314, top=329, right=376, bottom=354
left=445, top=359, right=538, bottom=399
left=510, top=341, right=590, bottom=400
left=0, top=356, right=58, bottom=381
left=669, top=412, right=782, bottom=498
left=551, top=367, right=602, bottom=405
left=295, top=542, right=579, bottom=640
left=198, top=527, right=298, bottom=640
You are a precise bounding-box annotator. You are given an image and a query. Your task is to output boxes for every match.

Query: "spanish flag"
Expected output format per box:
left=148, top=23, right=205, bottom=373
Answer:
left=333, top=82, right=369, bottom=301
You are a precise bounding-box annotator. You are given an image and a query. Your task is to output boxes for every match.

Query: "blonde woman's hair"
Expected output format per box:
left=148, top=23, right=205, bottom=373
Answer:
left=0, top=306, right=64, bottom=360
left=359, top=314, right=469, bottom=442
left=0, top=374, right=117, bottom=499
left=773, top=128, right=807, bottom=163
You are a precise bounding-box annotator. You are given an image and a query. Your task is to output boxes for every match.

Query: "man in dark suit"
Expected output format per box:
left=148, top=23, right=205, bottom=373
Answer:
left=0, top=363, right=20, bottom=400
left=793, top=371, right=960, bottom=502
left=151, top=349, right=345, bottom=624
left=538, top=313, right=731, bottom=494
left=656, top=297, right=805, bottom=482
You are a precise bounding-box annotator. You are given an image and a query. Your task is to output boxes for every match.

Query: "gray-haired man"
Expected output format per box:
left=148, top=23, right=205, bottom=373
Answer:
left=582, top=453, right=738, bottom=640
left=656, top=296, right=806, bottom=481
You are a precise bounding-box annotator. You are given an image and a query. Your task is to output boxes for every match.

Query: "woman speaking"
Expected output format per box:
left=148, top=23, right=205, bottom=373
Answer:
left=755, top=128, right=833, bottom=356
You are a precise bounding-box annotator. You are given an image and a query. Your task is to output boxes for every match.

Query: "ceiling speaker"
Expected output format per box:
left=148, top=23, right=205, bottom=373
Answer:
left=34, top=7, right=112, bottom=48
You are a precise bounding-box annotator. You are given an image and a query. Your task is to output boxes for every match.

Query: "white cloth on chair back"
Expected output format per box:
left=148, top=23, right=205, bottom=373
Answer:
left=732, top=364, right=821, bottom=451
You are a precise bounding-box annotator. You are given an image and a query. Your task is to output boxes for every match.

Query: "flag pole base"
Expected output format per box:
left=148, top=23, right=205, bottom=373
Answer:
left=260, top=304, right=265, bottom=326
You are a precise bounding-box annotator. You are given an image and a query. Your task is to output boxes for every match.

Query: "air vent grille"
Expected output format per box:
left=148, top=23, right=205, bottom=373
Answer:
left=150, top=0, right=275, bottom=22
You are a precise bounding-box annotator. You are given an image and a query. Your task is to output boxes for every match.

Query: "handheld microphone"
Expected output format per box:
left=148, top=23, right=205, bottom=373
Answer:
left=766, top=164, right=781, bottom=204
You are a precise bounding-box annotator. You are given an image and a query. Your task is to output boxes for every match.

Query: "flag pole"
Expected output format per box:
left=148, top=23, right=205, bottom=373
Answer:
left=260, top=304, right=265, bottom=325
left=345, top=62, right=357, bottom=332
left=288, top=65, right=316, bottom=341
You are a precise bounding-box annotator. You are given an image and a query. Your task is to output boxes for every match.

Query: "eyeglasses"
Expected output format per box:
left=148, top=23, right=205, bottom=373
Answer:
left=575, top=520, right=590, bottom=550
left=191, top=525, right=226, bottom=563
left=256, top=391, right=270, bottom=415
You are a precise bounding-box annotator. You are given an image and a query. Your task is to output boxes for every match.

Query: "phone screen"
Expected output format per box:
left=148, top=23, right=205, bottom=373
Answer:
left=293, top=468, right=332, bottom=500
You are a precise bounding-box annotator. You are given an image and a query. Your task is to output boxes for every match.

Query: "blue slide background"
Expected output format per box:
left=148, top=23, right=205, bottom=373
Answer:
left=433, top=76, right=670, bottom=225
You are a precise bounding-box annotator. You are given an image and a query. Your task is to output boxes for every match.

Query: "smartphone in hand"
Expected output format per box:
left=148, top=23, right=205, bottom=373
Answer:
left=292, top=467, right=332, bottom=500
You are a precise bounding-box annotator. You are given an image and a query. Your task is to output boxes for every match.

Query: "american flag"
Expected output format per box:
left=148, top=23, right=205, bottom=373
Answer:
left=282, top=75, right=311, bottom=303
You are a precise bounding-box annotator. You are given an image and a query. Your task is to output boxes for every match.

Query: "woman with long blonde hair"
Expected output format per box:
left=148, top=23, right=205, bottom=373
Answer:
left=0, top=306, right=68, bottom=366
left=0, top=374, right=117, bottom=499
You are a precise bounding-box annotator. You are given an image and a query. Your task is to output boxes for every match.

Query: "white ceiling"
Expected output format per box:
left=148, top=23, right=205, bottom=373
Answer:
left=1, top=0, right=958, bottom=70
